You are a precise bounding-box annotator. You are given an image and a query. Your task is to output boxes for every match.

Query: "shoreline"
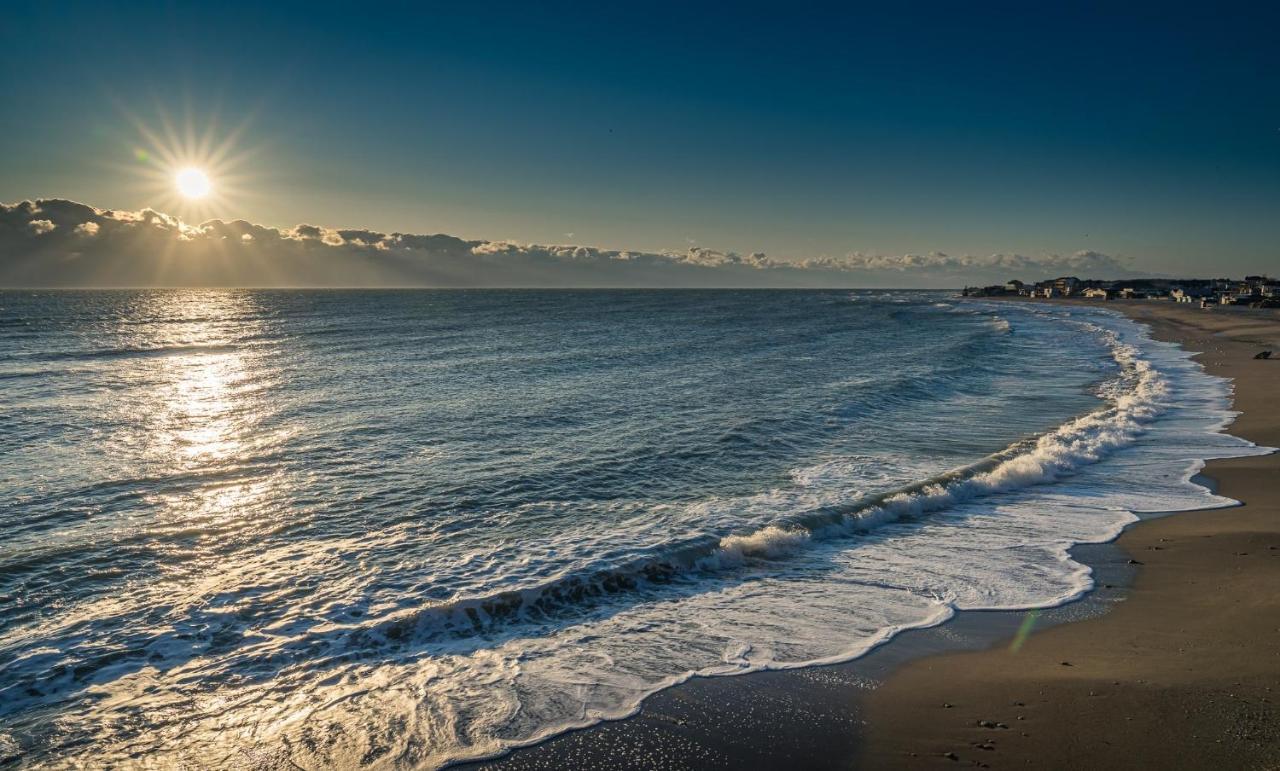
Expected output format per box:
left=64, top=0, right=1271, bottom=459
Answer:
left=470, top=300, right=1280, bottom=770
left=861, top=300, right=1280, bottom=768
left=463, top=542, right=1140, bottom=770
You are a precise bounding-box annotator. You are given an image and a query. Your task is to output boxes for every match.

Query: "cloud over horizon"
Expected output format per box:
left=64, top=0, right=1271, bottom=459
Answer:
left=1, top=199, right=1144, bottom=288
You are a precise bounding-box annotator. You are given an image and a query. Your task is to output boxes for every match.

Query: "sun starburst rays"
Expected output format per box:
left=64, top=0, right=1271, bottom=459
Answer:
left=111, top=103, right=261, bottom=223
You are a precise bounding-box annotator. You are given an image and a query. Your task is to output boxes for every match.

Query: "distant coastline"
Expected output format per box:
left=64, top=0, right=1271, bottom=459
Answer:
left=963, top=274, right=1280, bottom=308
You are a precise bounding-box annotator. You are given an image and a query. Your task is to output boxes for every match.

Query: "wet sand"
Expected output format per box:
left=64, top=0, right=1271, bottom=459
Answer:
left=472, top=300, right=1280, bottom=770
left=863, top=300, right=1280, bottom=768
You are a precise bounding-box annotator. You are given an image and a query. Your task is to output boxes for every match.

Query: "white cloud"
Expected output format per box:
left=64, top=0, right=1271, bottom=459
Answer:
left=0, top=198, right=1143, bottom=288
left=797, top=249, right=1129, bottom=276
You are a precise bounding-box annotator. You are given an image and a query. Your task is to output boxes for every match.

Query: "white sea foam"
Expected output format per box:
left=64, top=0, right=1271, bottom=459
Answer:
left=718, top=524, right=811, bottom=561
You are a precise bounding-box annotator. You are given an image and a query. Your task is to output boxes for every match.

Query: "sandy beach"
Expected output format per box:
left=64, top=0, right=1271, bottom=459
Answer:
left=863, top=300, right=1280, bottom=768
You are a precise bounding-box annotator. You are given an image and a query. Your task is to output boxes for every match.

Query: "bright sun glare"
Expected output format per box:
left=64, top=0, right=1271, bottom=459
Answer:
left=175, top=167, right=212, bottom=198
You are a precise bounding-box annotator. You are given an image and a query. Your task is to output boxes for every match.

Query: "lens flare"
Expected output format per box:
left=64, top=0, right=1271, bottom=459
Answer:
left=1009, top=609, right=1040, bottom=652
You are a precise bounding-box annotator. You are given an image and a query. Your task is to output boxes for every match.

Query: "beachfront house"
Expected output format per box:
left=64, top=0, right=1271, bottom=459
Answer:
left=1171, top=287, right=1210, bottom=303
left=1081, top=287, right=1111, bottom=299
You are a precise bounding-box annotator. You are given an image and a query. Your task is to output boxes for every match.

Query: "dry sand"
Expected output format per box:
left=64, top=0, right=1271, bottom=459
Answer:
left=863, top=301, right=1280, bottom=769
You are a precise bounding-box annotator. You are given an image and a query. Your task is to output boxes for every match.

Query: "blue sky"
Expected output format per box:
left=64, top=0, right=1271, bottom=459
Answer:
left=2, top=1, right=1277, bottom=278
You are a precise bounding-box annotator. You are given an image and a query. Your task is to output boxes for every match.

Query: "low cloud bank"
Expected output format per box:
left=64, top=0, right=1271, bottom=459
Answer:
left=2, top=199, right=1138, bottom=288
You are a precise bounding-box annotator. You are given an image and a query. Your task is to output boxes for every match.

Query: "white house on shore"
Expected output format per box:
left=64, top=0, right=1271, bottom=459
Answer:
left=1171, top=287, right=1211, bottom=303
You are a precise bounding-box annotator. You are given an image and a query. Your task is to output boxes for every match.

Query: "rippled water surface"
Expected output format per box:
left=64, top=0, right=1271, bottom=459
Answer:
left=0, top=290, right=1264, bottom=767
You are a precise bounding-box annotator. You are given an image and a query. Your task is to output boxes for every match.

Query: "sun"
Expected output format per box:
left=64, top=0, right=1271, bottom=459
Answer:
left=175, top=167, right=212, bottom=199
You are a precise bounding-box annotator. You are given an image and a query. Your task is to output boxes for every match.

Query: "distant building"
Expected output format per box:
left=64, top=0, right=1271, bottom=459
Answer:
left=1052, top=276, right=1080, bottom=296
left=1081, top=287, right=1111, bottom=299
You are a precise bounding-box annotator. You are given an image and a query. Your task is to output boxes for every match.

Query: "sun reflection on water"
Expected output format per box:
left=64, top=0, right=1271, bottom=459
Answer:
left=122, top=290, right=283, bottom=531
left=166, top=351, right=246, bottom=463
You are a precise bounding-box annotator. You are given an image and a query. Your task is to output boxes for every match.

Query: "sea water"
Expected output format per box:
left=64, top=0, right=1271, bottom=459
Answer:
left=0, top=290, right=1267, bottom=767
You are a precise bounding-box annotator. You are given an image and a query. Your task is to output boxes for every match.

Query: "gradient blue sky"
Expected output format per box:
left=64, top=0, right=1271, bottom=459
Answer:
left=3, top=1, right=1277, bottom=275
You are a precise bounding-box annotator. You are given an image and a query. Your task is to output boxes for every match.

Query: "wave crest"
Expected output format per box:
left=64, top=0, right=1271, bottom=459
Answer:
left=312, top=324, right=1168, bottom=651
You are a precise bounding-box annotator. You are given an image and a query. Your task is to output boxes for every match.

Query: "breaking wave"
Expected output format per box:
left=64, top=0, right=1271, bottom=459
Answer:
left=319, top=322, right=1166, bottom=649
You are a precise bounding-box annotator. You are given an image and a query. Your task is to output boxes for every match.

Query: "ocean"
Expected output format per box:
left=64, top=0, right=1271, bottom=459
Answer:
left=0, top=290, right=1265, bottom=767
